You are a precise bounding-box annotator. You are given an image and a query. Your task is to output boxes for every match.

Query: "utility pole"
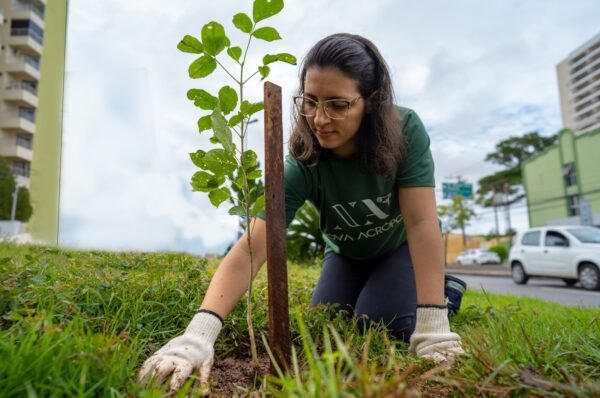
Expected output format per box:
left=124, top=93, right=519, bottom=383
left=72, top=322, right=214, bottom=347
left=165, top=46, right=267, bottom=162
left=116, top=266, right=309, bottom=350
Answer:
left=504, top=181, right=512, bottom=237
left=493, top=184, right=500, bottom=244
left=10, top=183, right=19, bottom=222
left=444, top=175, right=467, bottom=249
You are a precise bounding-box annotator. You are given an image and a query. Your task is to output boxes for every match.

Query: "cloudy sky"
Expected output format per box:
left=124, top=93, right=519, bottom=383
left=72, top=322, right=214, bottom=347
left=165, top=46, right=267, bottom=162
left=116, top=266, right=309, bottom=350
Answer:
left=58, top=0, right=600, bottom=255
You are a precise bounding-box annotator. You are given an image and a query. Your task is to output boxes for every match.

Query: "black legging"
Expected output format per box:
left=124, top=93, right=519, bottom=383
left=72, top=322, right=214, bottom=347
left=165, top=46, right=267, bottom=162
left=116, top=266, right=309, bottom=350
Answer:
left=310, top=244, right=417, bottom=342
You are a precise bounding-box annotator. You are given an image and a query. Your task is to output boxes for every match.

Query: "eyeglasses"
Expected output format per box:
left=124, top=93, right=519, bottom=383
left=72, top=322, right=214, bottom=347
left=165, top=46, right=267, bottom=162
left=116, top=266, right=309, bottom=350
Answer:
left=293, top=95, right=361, bottom=120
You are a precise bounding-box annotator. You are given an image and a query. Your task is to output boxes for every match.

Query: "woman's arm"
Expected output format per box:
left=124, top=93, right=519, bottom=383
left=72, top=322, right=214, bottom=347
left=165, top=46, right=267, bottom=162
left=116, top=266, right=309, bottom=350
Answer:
left=398, top=186, right=445, bottom=305
left=399, top=186, right=464, bottom=363
left=200, top=217, right=268, bottom=319
left=138, top=217, right=269, bottom=390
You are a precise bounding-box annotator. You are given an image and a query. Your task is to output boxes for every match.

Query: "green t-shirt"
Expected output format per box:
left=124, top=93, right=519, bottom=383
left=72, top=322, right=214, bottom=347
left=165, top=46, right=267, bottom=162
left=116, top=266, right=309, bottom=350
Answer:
left=258, top=107, right=435, bottom=260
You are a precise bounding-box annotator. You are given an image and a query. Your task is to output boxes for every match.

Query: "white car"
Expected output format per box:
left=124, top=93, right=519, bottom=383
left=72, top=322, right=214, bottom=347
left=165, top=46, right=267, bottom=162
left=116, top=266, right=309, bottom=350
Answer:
left=456, top=249, right=501, bottom=265
left=508, top=226, right=600, bottom=290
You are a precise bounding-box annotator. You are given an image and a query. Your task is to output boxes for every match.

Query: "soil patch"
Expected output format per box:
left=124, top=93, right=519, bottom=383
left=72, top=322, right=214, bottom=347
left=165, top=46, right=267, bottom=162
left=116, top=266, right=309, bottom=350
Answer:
left=208, top=355, right=271, bottom=397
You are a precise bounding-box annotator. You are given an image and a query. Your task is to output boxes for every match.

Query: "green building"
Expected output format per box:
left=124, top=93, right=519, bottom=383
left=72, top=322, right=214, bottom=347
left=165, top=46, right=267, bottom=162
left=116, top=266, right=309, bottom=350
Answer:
left=28, top=0, right=68, bottom=244
left=523, top=128, right=600, bottom=227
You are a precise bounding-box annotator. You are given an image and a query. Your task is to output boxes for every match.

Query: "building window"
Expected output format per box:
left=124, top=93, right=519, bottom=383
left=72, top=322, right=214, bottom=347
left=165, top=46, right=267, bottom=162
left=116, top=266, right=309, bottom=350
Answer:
left=16, top=133, right=33, bottom=149
left=10, top=19, right=44, bottom=44
left=568, top=195, right=580, bottom=216
left=10, top=160, right=30, bottom=177
left=563, top=162, right=577, bottom=187
left=18, top=106, right=35, bottom=122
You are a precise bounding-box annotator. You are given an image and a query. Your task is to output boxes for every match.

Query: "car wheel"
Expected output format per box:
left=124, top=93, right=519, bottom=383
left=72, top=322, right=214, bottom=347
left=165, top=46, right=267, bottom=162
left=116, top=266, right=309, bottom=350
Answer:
left=511, top=262, right=529, bottom=284
left=578, top=263, right=600, bottom=291
left=562, top=279, right=577, bottom=287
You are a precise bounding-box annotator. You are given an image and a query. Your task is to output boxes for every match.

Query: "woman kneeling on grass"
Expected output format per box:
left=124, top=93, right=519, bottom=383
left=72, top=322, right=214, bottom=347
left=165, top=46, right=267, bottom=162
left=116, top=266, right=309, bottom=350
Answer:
left=139, top=33, right=467, bottom=392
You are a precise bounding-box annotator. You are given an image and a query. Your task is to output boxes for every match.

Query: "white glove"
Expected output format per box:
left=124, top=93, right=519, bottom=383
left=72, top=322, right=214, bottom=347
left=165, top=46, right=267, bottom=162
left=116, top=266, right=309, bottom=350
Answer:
left=138, top=311, right=223, bottom=392
left=409, top=306, right=464, bottom=363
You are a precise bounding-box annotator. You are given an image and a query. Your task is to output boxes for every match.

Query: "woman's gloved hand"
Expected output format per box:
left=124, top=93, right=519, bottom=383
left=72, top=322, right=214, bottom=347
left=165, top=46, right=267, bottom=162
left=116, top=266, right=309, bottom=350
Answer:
left=409, top=306, right=464, bottom=363
left=138, top=311, right=222, bottom=392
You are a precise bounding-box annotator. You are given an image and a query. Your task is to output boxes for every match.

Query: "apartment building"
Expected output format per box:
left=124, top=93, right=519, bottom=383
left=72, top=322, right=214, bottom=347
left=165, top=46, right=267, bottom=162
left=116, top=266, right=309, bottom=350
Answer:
left=557, top=32, right=600, bottom=134
left=0, top=0, right=45, bottom=188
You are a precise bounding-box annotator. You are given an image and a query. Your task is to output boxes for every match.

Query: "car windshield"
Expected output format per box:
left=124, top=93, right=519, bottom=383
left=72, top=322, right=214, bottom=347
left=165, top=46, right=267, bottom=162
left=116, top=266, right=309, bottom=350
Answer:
left=566, top=228, right=600, bottom=243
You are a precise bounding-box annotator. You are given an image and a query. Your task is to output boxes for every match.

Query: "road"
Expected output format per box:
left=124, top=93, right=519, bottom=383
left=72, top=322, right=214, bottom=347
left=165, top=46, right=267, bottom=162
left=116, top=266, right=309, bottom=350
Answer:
left=448, top=274, right=600, bottom=307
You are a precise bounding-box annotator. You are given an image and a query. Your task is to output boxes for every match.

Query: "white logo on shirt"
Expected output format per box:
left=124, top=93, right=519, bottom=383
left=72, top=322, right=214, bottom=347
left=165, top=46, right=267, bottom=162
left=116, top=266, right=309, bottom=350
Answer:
left=331, top=193, right=392, bottom=228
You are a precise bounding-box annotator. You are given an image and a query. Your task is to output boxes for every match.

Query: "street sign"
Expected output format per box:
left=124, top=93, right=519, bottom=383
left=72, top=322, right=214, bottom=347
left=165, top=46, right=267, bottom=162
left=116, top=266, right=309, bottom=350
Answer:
left=580, top=200, right=593, bottom=226
left=443, top=182, right=473, bottom=199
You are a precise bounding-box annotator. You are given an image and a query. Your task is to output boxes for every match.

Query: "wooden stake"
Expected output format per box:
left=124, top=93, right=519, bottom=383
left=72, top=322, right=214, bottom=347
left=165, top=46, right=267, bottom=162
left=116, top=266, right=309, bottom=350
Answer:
left=263, top=81, right=291, bottom=373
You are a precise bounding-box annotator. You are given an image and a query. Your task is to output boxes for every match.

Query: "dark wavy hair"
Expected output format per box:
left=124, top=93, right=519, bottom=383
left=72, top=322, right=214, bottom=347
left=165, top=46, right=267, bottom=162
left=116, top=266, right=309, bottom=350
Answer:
left=288, top=33, right=405, bottom=178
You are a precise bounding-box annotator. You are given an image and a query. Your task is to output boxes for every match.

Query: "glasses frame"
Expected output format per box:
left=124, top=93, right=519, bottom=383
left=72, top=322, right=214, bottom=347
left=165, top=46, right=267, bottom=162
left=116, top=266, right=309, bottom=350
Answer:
left=293, top=95, right=362, bottom=120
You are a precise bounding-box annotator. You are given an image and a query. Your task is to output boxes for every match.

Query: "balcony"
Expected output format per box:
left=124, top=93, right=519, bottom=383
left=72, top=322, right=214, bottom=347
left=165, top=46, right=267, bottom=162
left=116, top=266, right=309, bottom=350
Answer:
left=9, top=28, right=43, bottom=55
left=4, top=54, right=41, bottom=80
left=572, top=64, right=600, bottom=92
left=570, top=46, right=600, bottom=74
left=9, top=160, right=31, bottom=178
left=11, top=4, right=45, bottom=29
left=573, top=79, right=600, bottom=103
left=0, top=139, right=33, bottom=162
left=0, top=109, right=36, bottom=134
left=575, top=112, right=600, bottom=132
left=2, top=81, right=38, bottom=107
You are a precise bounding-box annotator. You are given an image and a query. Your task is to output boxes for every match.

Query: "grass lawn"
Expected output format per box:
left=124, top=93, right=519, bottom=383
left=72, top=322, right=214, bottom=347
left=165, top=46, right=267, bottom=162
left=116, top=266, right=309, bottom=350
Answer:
left=1, top=241, right=599, bottom=397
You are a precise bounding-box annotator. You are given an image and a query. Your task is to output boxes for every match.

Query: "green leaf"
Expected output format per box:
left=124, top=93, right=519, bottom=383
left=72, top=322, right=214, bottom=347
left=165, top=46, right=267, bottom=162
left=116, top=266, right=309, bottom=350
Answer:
left=203, top=148, right=237, bottom=175
left=233, top=175, right=244, bottom=190
left=197, top=115, right=212, bottom=132
left=227, top=46, right=242, bottom=62
left=242, top=150, right=258, bottom=170
left=247, top=169, right=262, bottom=179
left=209, top=136, right=219, bottom=145
left=191, top=171, right=225, bottom=192
left=189, top=55, right=217, bottom=78
left=241, top=101, right=264, bottom=117
left=263, top=52, right=297, bottom=65
left=218, top=86, right=238, bottom=115
left=228, top=205, right=247, bottom=217
left=189, top=150, right=206, bottom=168
left=253, top=0, right=284, bottom=23
left=211, top=109, right=234, bottom=152
left=229, top=112, right=243, bottom=127
left=252, top=27, right=281, bottom=42
left=258, top=65, right=270, bottom=80
left=187, top=89, right=218, bottom=110
left=177, top=35, right=203, bottom=54
left=201, top=21, right=228, bottom=56
left=209, top=188, right=231, bottom=207
left=253, top=194, right=266, bottom=214
left=232, top=12, right=253, bottom=33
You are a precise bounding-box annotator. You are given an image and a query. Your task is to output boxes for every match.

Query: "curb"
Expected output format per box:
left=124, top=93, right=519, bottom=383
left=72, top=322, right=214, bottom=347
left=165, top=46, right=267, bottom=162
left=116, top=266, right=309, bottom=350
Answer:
left=446, top=269, right=511, bottom=278
left=445, top=265, right=511, bottom=278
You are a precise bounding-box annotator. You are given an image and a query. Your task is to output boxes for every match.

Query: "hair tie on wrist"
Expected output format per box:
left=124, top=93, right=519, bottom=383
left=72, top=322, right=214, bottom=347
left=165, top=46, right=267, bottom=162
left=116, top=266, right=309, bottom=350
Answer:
left=196, top=309, right=224, bottom=325
left=417, top=304, right=447, bottom=309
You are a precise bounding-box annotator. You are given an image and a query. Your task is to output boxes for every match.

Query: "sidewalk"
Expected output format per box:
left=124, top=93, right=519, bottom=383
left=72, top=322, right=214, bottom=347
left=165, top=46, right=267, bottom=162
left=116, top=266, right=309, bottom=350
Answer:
left=445, top=263, right=511, bottom=277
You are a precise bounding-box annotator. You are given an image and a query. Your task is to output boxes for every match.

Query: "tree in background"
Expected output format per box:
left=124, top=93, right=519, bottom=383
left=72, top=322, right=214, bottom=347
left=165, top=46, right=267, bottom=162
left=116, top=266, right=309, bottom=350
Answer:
left=477, top=131, right=558, bottom=206
left=0, top=157, right=32, bottom=222
left=286, top=201, right=325, bottom=264
left=437, top=195, right=476, bottom=251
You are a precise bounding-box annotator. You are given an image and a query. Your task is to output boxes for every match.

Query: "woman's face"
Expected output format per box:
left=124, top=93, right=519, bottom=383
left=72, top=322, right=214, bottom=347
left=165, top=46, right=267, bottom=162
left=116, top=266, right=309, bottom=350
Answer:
left=303, top=66, right=365, bottom=158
